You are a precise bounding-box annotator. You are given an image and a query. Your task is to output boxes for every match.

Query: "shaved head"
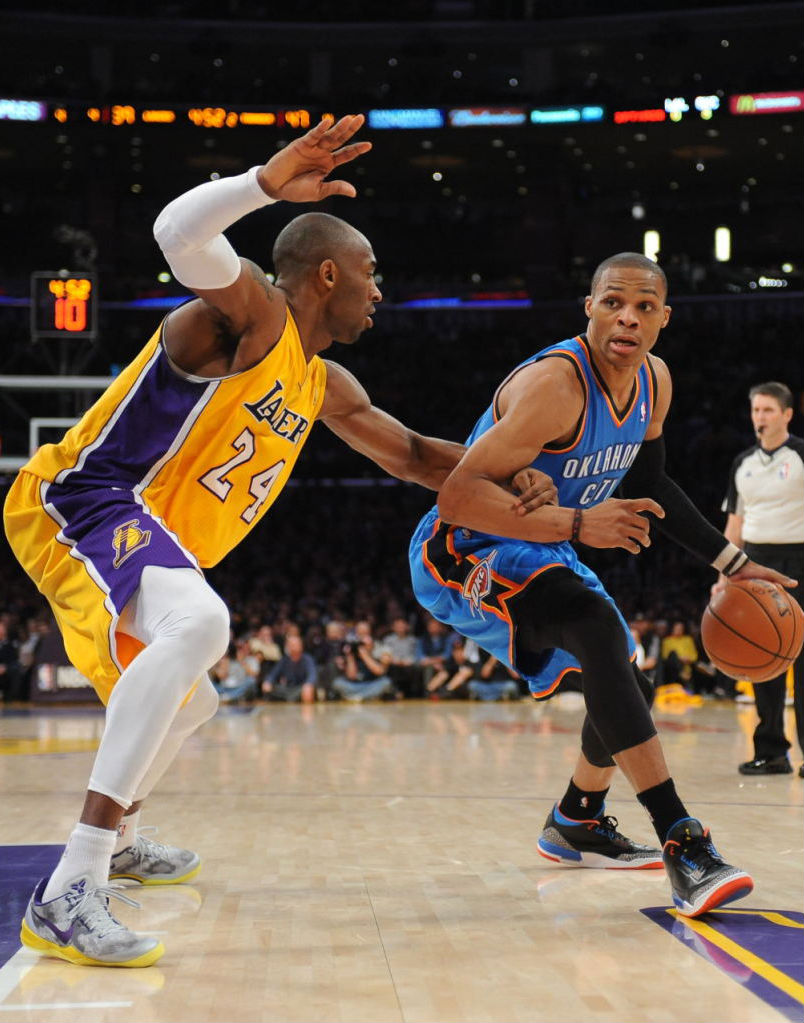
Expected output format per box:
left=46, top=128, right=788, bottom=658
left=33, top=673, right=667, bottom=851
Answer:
left=272, top=212, right=367, bottom=281
left=590, top=252, right=667, bottom=298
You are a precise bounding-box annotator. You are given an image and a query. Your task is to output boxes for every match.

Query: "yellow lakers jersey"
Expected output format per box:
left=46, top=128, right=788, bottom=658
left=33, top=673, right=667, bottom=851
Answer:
left=24, top=310, right=326, bottom=567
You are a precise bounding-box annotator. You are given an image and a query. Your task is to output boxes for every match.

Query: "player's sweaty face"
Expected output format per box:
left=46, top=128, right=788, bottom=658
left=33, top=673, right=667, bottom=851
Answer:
left=585, top=268, right=670, bottom=367
left=331, top=244, right=382, bottom=344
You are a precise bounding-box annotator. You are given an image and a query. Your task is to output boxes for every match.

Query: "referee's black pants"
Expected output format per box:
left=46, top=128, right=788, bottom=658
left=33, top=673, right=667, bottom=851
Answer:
left=744, top=543, right=804, bottom=762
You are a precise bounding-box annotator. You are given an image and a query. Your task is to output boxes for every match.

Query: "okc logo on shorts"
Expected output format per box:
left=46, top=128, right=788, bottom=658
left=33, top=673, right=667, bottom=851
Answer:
left=462, top=550, right=497, bottom=618
left=112, top=519, right=152, bottom=568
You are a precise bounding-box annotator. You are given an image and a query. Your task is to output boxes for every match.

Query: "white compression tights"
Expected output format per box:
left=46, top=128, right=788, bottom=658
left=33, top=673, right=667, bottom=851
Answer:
left=88, top=566, right=229, bottom=808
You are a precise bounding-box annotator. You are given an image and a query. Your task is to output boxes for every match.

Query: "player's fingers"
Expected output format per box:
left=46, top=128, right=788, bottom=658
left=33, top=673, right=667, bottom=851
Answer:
left=515, top=479, right=558, bottom=502
left=319, top=180, right=358, bottom=199
left=323, top=113, right=365, bottom=147
left=619, top=538, right=641, bottom=554
left=305, top=115, right=336, bottom=143
left=626, top=511, right=652, bottom=534
left=516, top=494, right=557, bottom=513
left=628, top=498, right=664, bottom=518
left=331, top=141, right=373, bottom=166
left=625, top=515, right=651, bottom=547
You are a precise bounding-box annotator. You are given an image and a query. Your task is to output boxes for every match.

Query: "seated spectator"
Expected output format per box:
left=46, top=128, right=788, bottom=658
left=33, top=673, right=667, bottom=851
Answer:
left=303, top=622, right=328, bottom=670
left=210, top=639, right=260, bottom=704
left=415, top=616, right=457, bottom=690
left=332, top=620, right=394, bottom=702
left=248, top=624, right=282, bottom=684
left=426, top=639, right=476, bottom=698
left=629, top=614, right=662, bottom=684
left=469, top=652, right=520, bottom=702
left=378, top=616, right=423, bottom=698
left=17, top=616, right=51, bottom=697
left=661, top=620, right=699, bottom=689
left=262, top=635, right=317, bottom=703
left=317, top=620, right=347, bottom=701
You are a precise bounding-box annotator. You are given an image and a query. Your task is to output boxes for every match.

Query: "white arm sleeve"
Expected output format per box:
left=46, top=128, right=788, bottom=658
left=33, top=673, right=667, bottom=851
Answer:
left=153, top=166, right=277, bottom=290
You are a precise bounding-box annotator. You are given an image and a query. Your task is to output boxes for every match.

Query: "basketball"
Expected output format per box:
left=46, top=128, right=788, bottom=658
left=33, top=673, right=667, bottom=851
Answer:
left=701, top=579, right=804, bottom=683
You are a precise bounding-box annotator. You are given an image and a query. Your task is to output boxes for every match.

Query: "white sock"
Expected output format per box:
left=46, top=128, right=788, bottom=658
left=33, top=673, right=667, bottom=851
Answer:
left=43, top=823, right=117, bottom=900
left=114, top=808, right=141, bottom=854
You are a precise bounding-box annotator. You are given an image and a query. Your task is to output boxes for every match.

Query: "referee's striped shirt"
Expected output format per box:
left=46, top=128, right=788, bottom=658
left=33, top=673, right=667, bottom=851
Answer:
left=722, top=435, right=804, bottom=545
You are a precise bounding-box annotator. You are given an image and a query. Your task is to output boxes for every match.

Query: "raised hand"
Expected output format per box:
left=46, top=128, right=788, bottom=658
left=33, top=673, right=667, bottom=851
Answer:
left=256, top=114, right=371, bottom=203
left=578, top=497, right=665, bottom=554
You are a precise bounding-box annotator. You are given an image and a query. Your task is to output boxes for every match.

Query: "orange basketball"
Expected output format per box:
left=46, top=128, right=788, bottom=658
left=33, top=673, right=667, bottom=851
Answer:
left=701, top=579, right=804, bottom=683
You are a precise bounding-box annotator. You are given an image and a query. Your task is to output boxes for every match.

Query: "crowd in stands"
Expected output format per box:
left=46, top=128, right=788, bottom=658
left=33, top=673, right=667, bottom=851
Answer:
left=0, top=566, right=741, bottom=708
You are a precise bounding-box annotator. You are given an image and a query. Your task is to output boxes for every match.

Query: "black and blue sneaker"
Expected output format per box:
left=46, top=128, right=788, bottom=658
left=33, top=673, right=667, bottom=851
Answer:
left=537, top=805, right=663, bottom=869
left=662, top=818, right=753, bottom=917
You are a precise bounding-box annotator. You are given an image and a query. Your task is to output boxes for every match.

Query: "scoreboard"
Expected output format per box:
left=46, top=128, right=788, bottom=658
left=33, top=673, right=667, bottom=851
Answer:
left=30, top=271, right=97, bottom=339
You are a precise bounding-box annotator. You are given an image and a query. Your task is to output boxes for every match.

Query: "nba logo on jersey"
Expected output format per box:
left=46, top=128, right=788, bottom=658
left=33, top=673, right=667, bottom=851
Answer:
left=462, top=550, right=497, bottom=618
left=112, top=519, right=152, bottom=568
left=639, top=400, right=647, bottom=423
left=780, top=461, right=790, bottom=480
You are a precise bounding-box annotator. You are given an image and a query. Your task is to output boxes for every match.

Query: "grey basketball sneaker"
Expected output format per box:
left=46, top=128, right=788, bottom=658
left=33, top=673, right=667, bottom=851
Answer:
left=537, top=805, right=663, bottom=869
left=109, top=828, right=201, bottom=885
left=663, top=818, right=753, bottom=917
left=21, top=875, right=164, bottom=967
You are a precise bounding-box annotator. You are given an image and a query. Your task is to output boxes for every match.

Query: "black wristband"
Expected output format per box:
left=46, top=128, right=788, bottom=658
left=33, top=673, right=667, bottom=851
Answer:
left=571, top=507, right=583, bottom=542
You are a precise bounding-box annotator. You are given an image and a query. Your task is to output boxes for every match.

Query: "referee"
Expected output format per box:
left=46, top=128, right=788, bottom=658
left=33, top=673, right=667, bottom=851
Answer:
left=720, top=381, right=804, bottom=777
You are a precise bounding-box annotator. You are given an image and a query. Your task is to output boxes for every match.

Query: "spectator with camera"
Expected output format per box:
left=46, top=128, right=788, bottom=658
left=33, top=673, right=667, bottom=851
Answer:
left=332, top=620, right=394, bottom=702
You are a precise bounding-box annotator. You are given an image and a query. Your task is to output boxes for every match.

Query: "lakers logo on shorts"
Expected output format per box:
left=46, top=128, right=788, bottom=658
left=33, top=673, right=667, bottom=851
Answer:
left=462, top=550, right=497, bottom=618
left=112, top=519, right=152, bottom=568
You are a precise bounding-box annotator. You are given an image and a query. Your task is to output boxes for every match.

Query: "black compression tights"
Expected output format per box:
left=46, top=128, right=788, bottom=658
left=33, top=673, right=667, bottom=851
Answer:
left=511, top=568, right=657, bottom=767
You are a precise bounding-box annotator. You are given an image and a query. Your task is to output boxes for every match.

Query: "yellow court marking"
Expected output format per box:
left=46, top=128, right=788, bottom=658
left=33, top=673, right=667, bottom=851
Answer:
left=668, top=909, right=804, bottom=1004
left=713, top=909, right=804, bottom=929
left=0, top=738, right=100, bottom=756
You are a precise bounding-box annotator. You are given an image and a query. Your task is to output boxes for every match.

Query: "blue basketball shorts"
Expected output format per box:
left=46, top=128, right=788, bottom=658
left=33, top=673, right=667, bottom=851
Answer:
left=409, top=508, right=635, bottom=697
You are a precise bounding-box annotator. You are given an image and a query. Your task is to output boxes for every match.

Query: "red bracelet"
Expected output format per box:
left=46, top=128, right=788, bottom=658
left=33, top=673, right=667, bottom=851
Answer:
left=571, top=508, right=583, bottom=542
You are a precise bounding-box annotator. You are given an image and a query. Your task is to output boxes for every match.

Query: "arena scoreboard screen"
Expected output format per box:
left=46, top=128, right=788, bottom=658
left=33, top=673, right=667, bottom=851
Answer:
left=30, top=271, right=98, bottom=339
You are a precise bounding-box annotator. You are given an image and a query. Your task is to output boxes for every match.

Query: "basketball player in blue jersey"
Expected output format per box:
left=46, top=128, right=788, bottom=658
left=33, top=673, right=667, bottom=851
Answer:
left=4, top=114, right=571, bottom=968
left=410, top=252, right=796, bottom=917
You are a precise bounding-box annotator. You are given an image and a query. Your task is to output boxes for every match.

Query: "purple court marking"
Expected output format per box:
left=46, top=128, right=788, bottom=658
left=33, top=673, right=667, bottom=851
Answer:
left=0, top=845, right=63, bottom=967
left=642, top=906, right=804, bottom=1022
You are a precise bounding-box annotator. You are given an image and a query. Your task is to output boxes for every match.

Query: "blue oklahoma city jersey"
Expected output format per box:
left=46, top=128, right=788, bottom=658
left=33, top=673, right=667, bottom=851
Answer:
left=469, top=334, right=656, bottom=509
left=409, top=334, right=656, bottom=696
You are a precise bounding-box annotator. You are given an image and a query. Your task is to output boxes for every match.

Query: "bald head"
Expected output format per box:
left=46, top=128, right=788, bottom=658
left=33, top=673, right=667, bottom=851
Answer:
left=590, top=252, right=667, bottom=298
left=272, top=212, right=368, bottom=282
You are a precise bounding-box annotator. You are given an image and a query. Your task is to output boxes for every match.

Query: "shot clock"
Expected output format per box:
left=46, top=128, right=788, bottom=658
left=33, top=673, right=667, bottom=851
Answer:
left=31, top=272, right=97, bottom=340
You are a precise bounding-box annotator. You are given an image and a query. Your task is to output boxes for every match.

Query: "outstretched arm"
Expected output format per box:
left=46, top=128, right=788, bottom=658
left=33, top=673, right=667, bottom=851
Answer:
left=318, top=361, right=556, bottom=504
left=152, top=115, right=370, bottom=372
left=318, top=361, right=468, bottom=490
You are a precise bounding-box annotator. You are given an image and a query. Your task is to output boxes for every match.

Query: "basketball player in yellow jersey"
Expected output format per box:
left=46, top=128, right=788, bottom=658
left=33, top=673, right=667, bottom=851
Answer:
left=4, top=114, right=567, bottom=968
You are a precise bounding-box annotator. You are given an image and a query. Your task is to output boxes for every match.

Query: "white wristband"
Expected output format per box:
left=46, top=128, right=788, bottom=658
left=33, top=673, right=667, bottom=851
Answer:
left=153, top=167, right=277, bottom=290
left=711, top=542, right=749, bottom=576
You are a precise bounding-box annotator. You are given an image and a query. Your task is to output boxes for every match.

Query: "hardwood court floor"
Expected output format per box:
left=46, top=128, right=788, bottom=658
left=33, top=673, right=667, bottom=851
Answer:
left=0, top=696, right=801, bottom=1023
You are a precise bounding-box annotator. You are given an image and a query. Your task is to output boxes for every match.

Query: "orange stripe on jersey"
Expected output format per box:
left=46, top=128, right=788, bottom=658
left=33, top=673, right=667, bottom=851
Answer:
left=538, top=344, right=590, bottom=454
left=530, top=665, right=578, bottom=700
left=645, top=352, right=657, bottom=418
